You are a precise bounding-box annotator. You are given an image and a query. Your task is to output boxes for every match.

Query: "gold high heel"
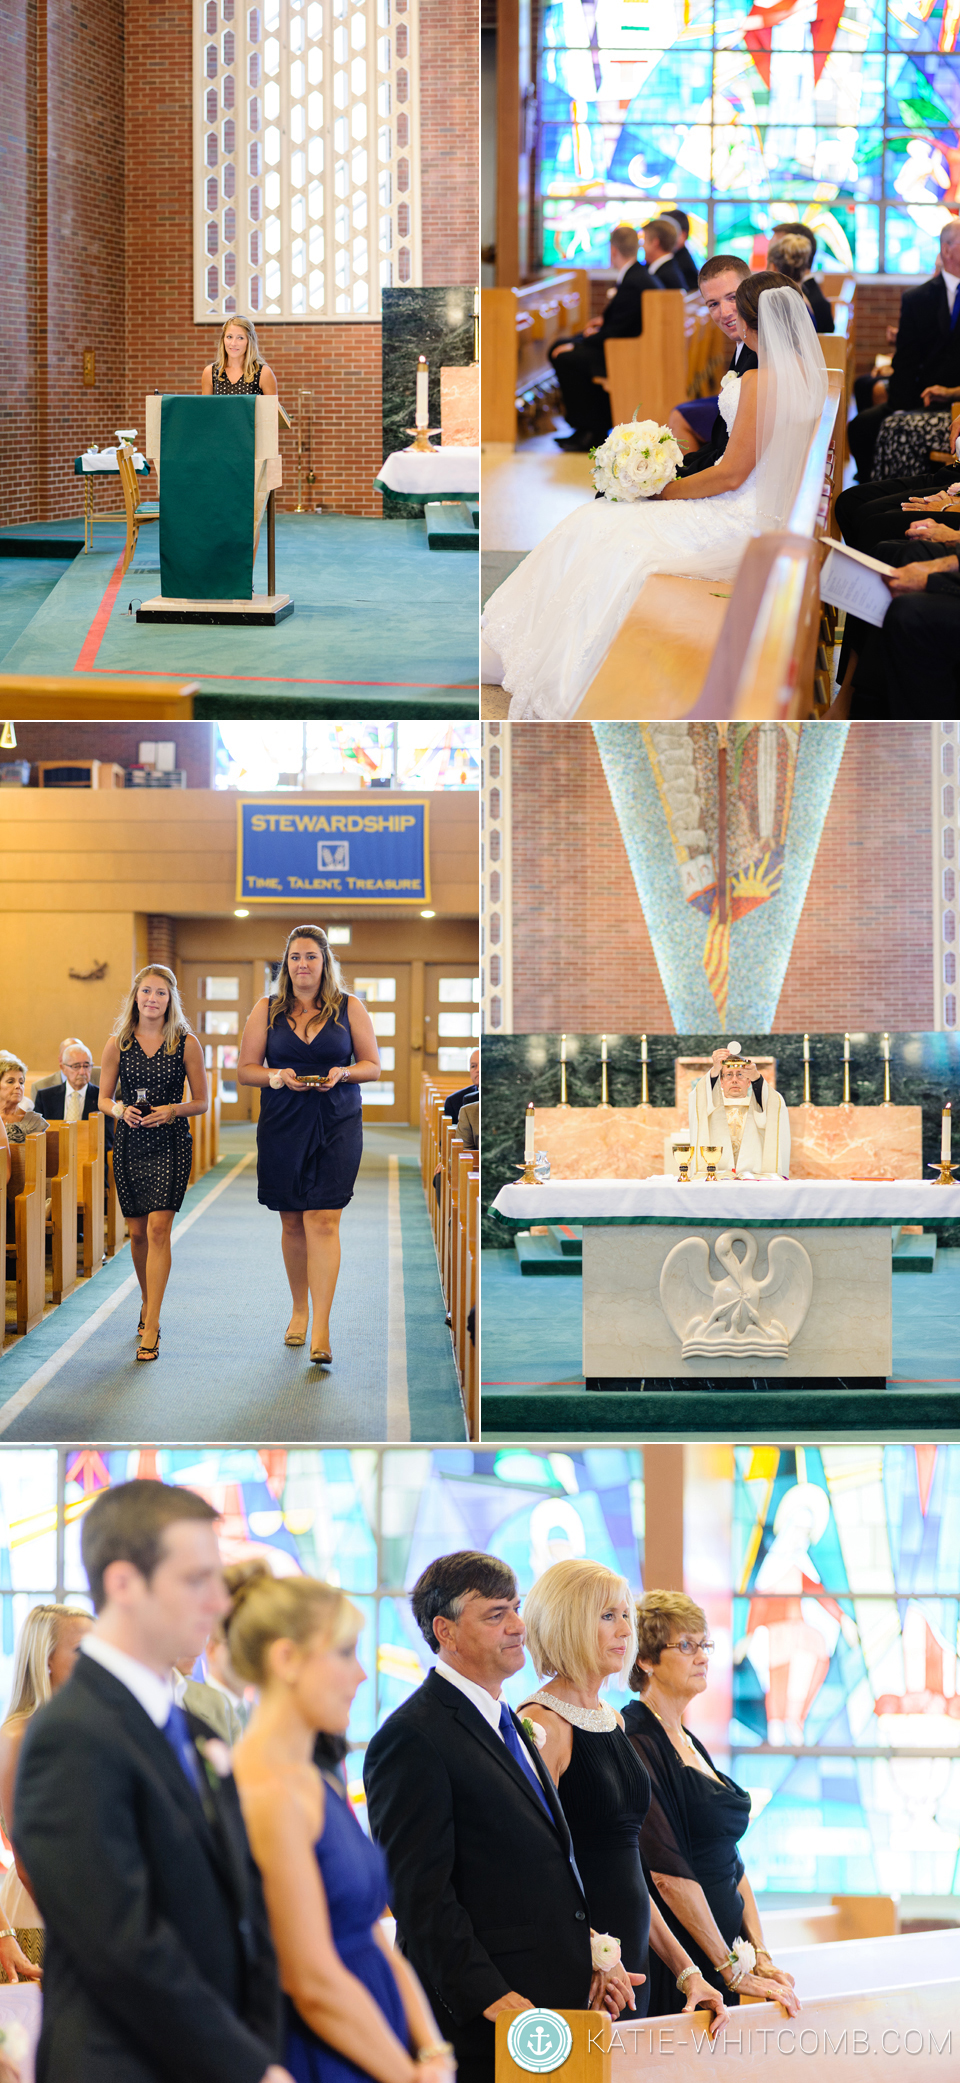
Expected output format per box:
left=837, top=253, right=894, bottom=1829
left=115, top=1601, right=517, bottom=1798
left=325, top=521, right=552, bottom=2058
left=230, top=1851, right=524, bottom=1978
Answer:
left=284, top=1327, right=307, bottom=1347
left=310, top=1344, right=332, bottom=1366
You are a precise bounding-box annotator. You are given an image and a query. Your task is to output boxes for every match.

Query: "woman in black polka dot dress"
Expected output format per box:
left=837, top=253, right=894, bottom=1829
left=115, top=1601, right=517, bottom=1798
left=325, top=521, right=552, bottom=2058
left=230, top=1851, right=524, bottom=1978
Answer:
left=99, top=966, right=208, bottom=1363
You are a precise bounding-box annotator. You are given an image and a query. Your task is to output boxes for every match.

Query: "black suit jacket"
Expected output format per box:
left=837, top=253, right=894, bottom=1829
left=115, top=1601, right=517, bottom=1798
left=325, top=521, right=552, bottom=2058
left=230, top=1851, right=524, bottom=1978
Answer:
left=34, top=1080, right=114, bottom=1151
left=15, top=1655, right=282, bottom=2083
left=443, top=1082, right=479, bottom=1123
left=679, top=344, right=760, bottom=476
left=888, top=275, right=960, bottom=410
left=598, top=259, right=664, bottom=341
left=802, top=276, right=835, bottom=335
left=647, top=256, right=686, bottom=293
left=363, top=1671, right=592, bottom=2075
left=673, top=245, right=700, bottom=292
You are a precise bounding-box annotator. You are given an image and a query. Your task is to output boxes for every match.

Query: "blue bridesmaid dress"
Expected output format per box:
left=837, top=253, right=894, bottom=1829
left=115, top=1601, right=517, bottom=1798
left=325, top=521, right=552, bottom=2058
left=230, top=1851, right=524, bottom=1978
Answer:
left=285, top=1780, right=410, bottom=2083
left=257, top=1007, right=363, bottom=1212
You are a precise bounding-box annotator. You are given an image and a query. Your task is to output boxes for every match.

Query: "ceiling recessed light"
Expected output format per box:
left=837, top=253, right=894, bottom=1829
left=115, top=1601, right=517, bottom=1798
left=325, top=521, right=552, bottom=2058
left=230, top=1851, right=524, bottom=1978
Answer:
left=421, top=908, right=435, bottom=918
left=234, top=907, right=250, bottom=917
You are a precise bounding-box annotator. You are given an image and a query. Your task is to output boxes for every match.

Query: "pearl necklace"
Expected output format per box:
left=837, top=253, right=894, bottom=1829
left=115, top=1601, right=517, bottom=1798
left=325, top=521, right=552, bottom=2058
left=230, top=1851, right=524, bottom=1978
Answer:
left=523, top=1690, right=618, bottom=1732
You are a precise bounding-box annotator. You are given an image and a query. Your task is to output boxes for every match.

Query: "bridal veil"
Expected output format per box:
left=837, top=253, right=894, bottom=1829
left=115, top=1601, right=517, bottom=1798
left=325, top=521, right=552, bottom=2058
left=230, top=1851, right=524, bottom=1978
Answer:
left=754, top=285, right=829, bottom=535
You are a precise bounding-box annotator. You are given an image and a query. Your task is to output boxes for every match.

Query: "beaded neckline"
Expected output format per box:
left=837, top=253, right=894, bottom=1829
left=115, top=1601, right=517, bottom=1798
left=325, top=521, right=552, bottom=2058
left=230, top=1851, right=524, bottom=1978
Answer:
left=521, top=1690, right=619, bottom=1732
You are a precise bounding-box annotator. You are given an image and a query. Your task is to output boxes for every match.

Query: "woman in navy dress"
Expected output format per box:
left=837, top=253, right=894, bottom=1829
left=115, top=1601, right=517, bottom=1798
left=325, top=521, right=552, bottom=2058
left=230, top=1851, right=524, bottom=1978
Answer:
left=239, top=925, right=381, bottom=1366
left=99, top=965, right=208, bottom=1364
left=231, top=1573, right=455, bottom=2083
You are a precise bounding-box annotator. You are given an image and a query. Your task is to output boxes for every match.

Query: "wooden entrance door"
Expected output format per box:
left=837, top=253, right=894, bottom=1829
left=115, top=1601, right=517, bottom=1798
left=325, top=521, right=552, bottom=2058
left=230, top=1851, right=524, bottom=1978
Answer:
left=424, top=964, right=480, bottom=1081
left=340, top=961, right=411, bottom=1124
left=180, top=961, right=258, bottom=1124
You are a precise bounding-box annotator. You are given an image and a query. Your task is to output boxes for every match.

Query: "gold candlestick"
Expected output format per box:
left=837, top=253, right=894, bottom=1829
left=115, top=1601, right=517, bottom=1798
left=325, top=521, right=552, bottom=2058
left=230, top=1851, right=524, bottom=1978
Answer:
left=516, top=1100, right=541, bottom=1185
left=843, top=1033, right=850, bottom=1106
left=928, top=1160, right=958, bottom=1186
left=404, top=425, right=441, bottom=453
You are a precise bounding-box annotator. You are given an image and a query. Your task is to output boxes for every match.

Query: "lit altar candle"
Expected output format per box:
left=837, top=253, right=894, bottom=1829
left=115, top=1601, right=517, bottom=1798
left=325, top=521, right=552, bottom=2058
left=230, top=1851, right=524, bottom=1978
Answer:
left=416, top=356, right=429, bottom=428
left=802, top=1032, right=810, bottom=1106
left=560, top=1034, right=567, bottom=1063
left=524, top=1101, right=535, bottom=1164
left=600, top=1034, right=609, bottom=1107
left=882, top=1031, right=891, bottom=1105
left=804, top=1034, right=810, bottom=1061
left=601, top=1035, right=608, bottom=1063
left=943, top=1103, right=952, bottom=1163
left=844, top=1034, right=850, bottom=1060
left=559, top=1032, right=568, bottom=1106
left=842, top=1032, right=850, bottom=1106
left=641, top=1032, right=648, bottom=1105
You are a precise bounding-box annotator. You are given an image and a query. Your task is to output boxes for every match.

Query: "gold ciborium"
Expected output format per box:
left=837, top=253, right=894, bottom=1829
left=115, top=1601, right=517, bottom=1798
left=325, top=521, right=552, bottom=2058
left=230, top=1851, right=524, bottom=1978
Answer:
left=673, top=1141, right=693, bottom=1184
left=702, top=1145, right=722, bottom=1184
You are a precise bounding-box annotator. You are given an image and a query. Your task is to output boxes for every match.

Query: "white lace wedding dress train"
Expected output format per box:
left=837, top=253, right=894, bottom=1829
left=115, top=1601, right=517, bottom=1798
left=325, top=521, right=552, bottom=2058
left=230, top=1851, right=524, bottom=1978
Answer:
left=483, top=383, right=757, bottom=720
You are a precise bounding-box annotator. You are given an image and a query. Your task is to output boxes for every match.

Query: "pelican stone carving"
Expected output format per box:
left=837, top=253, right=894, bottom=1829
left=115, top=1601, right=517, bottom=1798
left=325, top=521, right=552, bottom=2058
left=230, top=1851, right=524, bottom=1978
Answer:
left=659, top=1228, right=813, bottom=1360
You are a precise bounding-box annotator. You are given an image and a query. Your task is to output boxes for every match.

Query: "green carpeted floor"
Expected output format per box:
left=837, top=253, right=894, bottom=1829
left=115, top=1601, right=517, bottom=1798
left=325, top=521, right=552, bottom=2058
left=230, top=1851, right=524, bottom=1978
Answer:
left=0, top=1127, right=465, bottom=1443
left=0, top=514, right=478, bottom=715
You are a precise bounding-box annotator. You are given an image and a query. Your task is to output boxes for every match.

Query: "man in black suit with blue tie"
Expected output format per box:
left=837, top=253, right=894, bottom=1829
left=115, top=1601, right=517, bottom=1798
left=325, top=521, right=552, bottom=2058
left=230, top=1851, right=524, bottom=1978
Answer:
left=15, top=1480, right=288, bottom=2083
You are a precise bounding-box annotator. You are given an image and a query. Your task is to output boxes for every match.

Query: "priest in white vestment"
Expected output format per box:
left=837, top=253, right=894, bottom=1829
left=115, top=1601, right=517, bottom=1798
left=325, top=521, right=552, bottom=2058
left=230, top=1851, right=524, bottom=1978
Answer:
left=688, top=1043, right=791, bottom=1178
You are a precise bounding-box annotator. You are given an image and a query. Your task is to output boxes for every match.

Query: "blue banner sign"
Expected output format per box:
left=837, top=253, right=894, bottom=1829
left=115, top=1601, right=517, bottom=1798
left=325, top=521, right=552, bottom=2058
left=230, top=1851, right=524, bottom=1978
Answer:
left=236, top=798, right=431, bottom=905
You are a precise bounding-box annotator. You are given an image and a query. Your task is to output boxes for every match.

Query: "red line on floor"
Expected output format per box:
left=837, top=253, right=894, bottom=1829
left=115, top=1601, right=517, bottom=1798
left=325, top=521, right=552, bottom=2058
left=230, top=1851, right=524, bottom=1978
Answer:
left=72, top=666, right=476, bottom=689
left=74, top=550, right=128, bottom=669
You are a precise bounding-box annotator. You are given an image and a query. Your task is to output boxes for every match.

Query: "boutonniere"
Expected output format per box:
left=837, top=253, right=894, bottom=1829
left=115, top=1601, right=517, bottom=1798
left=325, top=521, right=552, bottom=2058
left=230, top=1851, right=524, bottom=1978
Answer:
left=719, top=370, right=739, bottom=392
left=196, top=1736, right=233, bottom=1790
left=520, top=1716, right=547, bottom=1750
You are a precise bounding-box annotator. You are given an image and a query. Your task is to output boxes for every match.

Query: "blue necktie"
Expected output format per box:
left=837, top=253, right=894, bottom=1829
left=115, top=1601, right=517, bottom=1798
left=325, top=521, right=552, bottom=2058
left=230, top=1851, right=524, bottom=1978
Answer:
left=499, top=1702, right=554, bottom=1823
left=163, top=1702, right=203, bottom=1796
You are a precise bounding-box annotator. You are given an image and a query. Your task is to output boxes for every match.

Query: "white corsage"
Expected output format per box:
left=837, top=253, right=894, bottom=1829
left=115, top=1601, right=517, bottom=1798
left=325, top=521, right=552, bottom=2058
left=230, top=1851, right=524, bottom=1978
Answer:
left=591, top=1931, right=622, bottom=1970
left=520, top=1716, right=547, bottom=1750
left=591, top=415, right=683, bottom=502
left=197, top=1736, right=233, bottom=1785
left=728, top=1938, right=757, bottom=1985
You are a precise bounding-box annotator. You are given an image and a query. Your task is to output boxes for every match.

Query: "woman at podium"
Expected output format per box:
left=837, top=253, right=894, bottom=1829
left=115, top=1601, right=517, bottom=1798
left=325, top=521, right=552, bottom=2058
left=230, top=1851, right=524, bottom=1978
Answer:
left=201, top=315, right=278, bottom=399
left=238, top=926, right=382, bottom=1367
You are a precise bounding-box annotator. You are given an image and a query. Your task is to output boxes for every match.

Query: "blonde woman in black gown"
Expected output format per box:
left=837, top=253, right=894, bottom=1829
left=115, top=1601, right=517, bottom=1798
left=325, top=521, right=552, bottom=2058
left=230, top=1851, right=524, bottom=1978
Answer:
left=519, top=1560, right=726, bottom=2036
left=239, top=926, right=381, bottom=1367
left=99, top=965, right=208, bottom=1363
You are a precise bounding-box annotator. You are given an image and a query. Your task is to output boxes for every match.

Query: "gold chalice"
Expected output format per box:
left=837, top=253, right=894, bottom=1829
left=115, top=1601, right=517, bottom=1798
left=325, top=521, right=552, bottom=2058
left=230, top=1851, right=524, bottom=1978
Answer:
left=702, top=1144, right=722, bottom=1183
left=673, top=1141, right=693, bottom=1184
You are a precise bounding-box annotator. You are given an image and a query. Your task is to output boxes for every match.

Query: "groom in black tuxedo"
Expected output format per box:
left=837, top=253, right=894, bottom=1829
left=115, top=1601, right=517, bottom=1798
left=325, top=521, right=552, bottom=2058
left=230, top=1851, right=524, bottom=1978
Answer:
left=15, top=1480, right=288, bottom=2083
left=678, top=255, right=758, bottom=478
left=364, top=1553, right=629, bottom=2083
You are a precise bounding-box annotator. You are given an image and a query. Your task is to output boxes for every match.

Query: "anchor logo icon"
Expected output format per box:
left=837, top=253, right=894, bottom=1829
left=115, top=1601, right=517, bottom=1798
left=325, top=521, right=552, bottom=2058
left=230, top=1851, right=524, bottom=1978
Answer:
left=506, top=2009, right=573, bottom=2074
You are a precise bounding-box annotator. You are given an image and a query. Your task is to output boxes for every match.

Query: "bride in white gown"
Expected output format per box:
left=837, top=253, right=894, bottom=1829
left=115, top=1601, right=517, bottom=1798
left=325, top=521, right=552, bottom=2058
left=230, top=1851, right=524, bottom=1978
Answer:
left=481, top=277, right=828, bottom=720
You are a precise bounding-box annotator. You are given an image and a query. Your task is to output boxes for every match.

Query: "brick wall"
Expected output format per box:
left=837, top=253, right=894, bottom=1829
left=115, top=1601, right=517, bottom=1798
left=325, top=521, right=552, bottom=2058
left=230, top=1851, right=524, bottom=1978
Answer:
left=852, top=278, right=923, bottom=378
left=2, top=0, right=476, bottom=526
left=8, top=720, right=216, bottom=789
left=510, top=723, right=934, bottom=1033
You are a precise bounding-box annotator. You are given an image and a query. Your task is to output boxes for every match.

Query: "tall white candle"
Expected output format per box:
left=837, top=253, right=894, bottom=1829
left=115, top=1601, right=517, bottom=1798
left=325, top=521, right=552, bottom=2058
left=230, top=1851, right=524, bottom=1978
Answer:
left=943, top=1104, right=952, bottom=1163
left=843, top=1033, right=850, bottom=1061
left=601, top=1034, right=608, bottom=1062
left=524, top=1102, right=535, bottom=1163
left=416, top=356, right=428, bottom=428
left=560, top=1034, right=567, bottom=1063
left=803, top=1033, right=810, bottom=1061
left=641, top=1034, right=648, bottom=1062
left=882, top=1033, right=890, bottom=1060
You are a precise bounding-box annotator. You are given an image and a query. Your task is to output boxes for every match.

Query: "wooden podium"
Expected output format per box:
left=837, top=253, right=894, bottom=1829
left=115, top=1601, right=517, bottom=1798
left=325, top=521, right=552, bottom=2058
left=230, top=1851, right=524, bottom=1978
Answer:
left=137, top=393, right=293, bottom=626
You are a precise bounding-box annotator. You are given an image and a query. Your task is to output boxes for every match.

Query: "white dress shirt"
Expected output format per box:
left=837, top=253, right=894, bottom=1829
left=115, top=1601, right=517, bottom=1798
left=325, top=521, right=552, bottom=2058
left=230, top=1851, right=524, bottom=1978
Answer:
left=81, top=1633, right=174, bottom=1729
left=647, top=252, right=672, bottom=277
left=64, top=1085, right=84, bottom=1124
left=943, top=268, right=960, bottom=317
left=435, top=1657, right=505, bottom=1737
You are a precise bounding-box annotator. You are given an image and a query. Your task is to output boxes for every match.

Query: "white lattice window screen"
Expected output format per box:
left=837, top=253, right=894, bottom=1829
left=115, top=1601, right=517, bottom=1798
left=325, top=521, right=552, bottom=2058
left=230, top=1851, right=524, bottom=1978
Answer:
left=194, top=0, right=421, bottom=323
left=482, top=723, right=513, bottom=1036
left=933, top=722, right=958, bottom=1031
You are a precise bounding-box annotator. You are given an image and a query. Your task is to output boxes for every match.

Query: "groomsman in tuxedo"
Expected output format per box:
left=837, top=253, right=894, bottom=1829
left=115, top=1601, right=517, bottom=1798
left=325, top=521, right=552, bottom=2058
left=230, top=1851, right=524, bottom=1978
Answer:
left=364, top=1554, right=633, bottom=2083
left=32, top=1037, right=114, bottom=1150
left=550, top=225, right=667, bottom=452
left=15, top=1479, right=289, bottom=2083
left=675, top=256, right=757, bottom=478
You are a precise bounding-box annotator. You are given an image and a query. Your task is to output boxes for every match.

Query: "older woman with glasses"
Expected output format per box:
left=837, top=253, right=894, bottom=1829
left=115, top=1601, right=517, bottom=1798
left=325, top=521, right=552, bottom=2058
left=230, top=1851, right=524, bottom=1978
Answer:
left=623, top=1592, right=800, bottom=2020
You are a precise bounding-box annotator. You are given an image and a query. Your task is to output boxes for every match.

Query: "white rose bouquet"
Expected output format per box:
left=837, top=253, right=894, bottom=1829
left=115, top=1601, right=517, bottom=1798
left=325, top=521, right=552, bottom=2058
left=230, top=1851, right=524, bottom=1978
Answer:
left=591, top=415, right=684, bottom=502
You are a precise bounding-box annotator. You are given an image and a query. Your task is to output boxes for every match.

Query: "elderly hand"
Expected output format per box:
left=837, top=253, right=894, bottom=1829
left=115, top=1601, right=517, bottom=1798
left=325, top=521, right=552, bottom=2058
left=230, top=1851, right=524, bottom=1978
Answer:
left=921, top=384, right=955, bottom=407
left=731, top=1968, right=801, bottom=2015
left=582, top=317, right=602, bottom=337
left=589, top=1964, right=645, bottom=2017
left=905, top=519, right=960, bottom=544
left=0, top=1929, right=42, bottom=1983
left=887, top=557, right=958, bottom=594
left=680, top=1974, right=728, bottom=2038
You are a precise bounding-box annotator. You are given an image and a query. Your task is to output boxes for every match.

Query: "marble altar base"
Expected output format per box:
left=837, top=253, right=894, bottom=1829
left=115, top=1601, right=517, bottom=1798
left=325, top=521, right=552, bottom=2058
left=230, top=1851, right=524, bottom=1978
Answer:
left=582, top=1224, right=892, bottom=1379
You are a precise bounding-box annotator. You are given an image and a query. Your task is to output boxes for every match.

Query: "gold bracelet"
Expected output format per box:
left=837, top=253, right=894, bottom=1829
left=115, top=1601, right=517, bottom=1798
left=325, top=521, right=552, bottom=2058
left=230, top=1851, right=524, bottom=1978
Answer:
left=416, top=2044, right=455, bottom=2064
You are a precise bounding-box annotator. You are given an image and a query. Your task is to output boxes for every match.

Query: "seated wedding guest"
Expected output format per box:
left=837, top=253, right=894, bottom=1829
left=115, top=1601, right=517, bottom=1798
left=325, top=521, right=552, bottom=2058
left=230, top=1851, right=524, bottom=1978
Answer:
left=766, top=235, right=834, bottom=334
left=0, top=1604, right=91, bottom=1976
left=457, top=1099, right=479, bottom=1151
left=550, top=226, right=665, bottom=454
left=203, top=1560, right=273, bottom=1735
left=663, top=209, right=700, bottom=292
left=688, top=1044, right=790, bottom=1177
left=769, top=223, right=834, bottom=334
left=518, top=1561, right=725, bottom=2036
left=848, top=219, right=960, bottom=481
left=14, top=1477, right=289, bottom=2083
left=836, top=474, right=960, bottom=557
left=624, top=1593, right=800, bottom=2020
left=640, top=215, right=687, bottom=291
left=32, top=1036, right=114, bottom=1150
left=843, top=533, right=960, bottom=718
left=434, top=1049, right=480, bottom=1197
left=667, top=256, right=753, bottom=466
left=365, top=1551, right=624, bottom=2083
left=870, top=382, right=960, bottom=482
left=231, top=1573, right=453, bottom=2083
left=0, top=1058, right=44, bottom=1141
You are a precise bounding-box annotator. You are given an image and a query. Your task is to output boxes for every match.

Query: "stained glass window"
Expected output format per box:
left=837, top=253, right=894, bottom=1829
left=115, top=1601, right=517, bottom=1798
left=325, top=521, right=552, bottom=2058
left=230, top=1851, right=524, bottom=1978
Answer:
left=193, top=0, right=421, bottom=322
left=538, top=0, right=960, bottom=275
left=731, top=1445, right=960, bottom=1896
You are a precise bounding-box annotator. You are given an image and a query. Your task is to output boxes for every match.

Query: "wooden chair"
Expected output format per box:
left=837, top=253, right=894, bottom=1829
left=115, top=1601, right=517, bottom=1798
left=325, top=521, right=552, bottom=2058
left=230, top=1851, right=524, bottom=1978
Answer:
left=6, top=1135, right=47, bottom=1337
left=45, top=1123, right=78, bottom=1305
left=76, top=1115, right=105, bottom=1277
left=117, top=442, right=160, bottom=577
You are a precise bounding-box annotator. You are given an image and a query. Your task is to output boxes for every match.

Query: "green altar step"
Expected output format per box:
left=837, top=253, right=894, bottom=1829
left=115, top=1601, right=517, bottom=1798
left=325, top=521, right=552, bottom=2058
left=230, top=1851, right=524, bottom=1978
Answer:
left=514, top=1230, right=582, bottom=1275
left=891, top=1230, right=937, bottom=1272
left=481, top=1388, right=960, bottom=1438
left=425, top=500, right=479, bottom=551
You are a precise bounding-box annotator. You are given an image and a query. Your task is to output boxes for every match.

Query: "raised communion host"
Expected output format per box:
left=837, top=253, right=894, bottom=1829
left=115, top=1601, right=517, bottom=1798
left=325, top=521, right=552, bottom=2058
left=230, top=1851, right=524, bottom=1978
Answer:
left=688, top=1042, right=790, bottom=1178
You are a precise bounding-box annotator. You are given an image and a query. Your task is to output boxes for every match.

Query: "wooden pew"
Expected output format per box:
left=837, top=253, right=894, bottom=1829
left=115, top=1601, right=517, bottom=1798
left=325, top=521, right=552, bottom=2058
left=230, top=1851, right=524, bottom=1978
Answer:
left=481, top=273, right=591, bottom=445
left=601, top=291, right=688, bottom=432
left=5, top=1135, right=47, bottom=1337
left=105, top=1149, right=124, bottom=1258
left=0, top=1147, right=6, bottom=1341
left=577, top=380, right=842, bottom=717
left=463, top=1168, right=478, bottom=1437
left=45, top=1123, right=78, bottom=1305
left=76, top=1114, right=105, bottom=1277
left=0, top=675, right=198, bottom=718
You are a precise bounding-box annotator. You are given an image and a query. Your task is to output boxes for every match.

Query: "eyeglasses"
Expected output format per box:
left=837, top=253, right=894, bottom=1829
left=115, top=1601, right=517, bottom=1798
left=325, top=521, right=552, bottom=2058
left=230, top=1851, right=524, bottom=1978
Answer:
left=667, top=1637, right=715, bottom=1657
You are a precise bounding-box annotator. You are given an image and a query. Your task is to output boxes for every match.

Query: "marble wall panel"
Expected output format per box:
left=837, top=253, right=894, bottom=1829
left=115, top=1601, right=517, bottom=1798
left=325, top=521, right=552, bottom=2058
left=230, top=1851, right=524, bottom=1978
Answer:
left=531, top=1103, right=923, bottom=1182
left=441, top=364, right=479, bottom=445
left=381, top=287, right=475, bottom=514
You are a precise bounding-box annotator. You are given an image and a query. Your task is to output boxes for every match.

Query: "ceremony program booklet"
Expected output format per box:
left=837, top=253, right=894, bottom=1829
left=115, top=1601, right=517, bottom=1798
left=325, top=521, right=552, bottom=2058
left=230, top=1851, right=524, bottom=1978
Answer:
left=818, top=538, right=895, bottom=628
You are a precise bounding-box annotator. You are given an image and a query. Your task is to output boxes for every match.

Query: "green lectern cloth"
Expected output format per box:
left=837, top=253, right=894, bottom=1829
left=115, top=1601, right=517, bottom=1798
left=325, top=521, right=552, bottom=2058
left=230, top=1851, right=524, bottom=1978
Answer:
left=159, top=395, right=255, bottom=600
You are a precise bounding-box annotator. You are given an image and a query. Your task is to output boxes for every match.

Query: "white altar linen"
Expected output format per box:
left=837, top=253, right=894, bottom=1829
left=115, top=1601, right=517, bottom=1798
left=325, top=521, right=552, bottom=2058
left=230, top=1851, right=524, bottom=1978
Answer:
left=375, top=446, right=480, bottom=495
left=79, top=446, right=148, bottom=472
left=492, top=1177, right=960, bottom=1225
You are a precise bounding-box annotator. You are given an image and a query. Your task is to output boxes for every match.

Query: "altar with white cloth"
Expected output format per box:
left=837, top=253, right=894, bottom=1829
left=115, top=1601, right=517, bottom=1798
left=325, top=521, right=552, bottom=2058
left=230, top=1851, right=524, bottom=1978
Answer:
left=490, top=1178, right=960, bottom=1380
